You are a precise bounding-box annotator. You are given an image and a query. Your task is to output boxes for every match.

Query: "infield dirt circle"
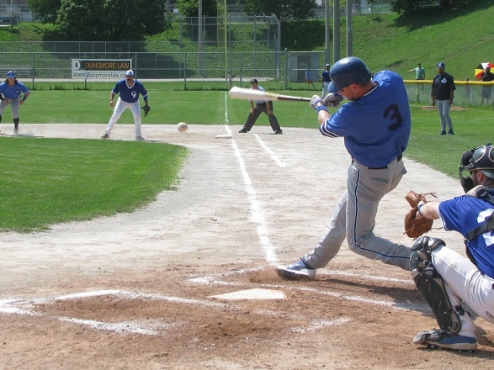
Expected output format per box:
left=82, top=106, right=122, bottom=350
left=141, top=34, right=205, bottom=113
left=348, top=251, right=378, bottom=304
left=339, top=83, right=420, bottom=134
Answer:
left=0, top=124, right=492, bottom=369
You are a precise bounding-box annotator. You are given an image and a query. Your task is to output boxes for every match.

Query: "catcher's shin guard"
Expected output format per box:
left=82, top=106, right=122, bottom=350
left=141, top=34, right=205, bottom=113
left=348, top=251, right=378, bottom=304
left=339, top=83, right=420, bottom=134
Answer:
left=410, top=236, right=461, bottom=334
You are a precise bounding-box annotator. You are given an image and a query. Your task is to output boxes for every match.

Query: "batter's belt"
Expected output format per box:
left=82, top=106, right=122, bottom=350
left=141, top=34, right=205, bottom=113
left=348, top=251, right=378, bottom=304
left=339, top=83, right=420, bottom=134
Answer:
left=365, top=154, right=402, bottom=170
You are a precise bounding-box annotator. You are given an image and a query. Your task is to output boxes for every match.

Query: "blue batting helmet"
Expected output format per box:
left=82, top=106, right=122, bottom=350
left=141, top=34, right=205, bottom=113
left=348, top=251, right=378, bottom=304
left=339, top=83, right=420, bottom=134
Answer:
left=6, top=71, right=15, bottom=78
left=328, top=57, right=372, bottom=93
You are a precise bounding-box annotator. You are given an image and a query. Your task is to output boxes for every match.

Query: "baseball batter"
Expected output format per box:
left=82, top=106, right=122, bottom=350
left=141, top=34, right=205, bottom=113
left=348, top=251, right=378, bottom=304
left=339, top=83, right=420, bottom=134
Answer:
left=0, top=71, right=30, bottom=134
left=101, top=70, right=148, bottom=141
left=277, top=56, right=412, bottom=280
left=409, top=144, right=494, bottom=351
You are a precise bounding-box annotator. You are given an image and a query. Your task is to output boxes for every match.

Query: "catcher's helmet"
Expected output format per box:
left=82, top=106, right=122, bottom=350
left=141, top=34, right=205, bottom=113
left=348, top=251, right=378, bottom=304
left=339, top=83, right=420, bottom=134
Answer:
left=460, top=144, right=494, bottom=179
left=328, top=56, right=372, bottom=93
left=6, top=71, right=15, bottom=78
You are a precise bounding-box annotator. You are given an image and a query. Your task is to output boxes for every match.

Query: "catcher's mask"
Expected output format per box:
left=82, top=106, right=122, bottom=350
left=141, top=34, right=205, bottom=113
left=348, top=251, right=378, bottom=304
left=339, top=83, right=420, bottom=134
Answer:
left=459, top=144, right=494, bottom=192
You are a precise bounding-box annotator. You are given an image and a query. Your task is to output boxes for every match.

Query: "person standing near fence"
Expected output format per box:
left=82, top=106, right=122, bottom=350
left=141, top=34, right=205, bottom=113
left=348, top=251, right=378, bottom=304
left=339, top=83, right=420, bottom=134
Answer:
left=431, top=62, right=455, bottom=136
left=0, top=71, right=30, bottom=135
left=305, top=67, right=315, bottom=89
left=480, top=66, right=494, bottom=105
left=408, top=62, right=425, bottom=98
left=321, top=64, right=331, bottom=97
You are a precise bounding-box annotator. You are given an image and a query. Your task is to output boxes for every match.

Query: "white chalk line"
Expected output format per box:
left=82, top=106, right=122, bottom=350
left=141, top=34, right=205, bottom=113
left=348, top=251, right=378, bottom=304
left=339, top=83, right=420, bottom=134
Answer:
left=224, top=93, right=278, bottom=265
left=0, top=287, right=351, bottom=337
left=0, top=290, right=238, bottom=337
left=188, top=268, right=428, bottom=313
left=254, top=134, right=287, bottom=167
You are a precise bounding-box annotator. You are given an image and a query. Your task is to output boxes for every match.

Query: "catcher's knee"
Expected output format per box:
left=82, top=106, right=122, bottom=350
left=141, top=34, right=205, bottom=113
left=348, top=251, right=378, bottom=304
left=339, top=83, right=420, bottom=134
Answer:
left=410, top=236, right=461, bottom=334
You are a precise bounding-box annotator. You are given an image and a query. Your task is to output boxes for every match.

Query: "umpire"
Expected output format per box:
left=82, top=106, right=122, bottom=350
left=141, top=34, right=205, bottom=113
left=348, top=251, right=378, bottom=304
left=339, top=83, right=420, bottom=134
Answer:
left=238, top=79, right=283, bottom=134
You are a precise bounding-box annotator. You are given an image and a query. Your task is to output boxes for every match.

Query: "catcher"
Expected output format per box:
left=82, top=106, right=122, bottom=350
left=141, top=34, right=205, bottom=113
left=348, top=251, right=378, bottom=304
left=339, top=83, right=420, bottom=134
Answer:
left=407, top=144, right=494, bottom=351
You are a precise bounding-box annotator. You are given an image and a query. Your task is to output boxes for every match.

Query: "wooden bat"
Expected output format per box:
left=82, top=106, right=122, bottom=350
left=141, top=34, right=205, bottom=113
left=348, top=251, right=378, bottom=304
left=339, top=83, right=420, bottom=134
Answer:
left=229, top=86, right=311, bottom=102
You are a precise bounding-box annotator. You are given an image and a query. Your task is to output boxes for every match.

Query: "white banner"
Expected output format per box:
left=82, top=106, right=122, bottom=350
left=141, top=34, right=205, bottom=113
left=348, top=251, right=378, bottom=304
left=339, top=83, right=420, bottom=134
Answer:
left=71, top=59, right=132, bottom=80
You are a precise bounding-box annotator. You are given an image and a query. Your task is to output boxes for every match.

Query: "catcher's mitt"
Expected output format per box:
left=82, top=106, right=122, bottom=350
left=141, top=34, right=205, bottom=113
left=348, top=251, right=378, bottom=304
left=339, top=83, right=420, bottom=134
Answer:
left=404, top=191, right=437, bottom=239
left=142, top=104, right=150, bottom=117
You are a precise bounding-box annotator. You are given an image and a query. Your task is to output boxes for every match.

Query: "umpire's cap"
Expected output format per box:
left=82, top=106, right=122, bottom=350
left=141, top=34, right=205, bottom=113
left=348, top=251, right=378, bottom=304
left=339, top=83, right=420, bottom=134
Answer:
left=459, top=144, right=494, bottom=179
left=328, top=56, right=372, bottom=93
left=6, top=71, right=15, bottom=78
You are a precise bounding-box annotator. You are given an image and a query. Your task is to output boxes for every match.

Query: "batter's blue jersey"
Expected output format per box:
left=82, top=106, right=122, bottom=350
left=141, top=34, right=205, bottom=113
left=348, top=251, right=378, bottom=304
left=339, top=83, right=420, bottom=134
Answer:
left=112, top=79, right=148, bottom=103
left=320, top=70, right=411, bottom=168
left=0, top=81, right=29, bottom=100
left=439, top=193, right=494, bottom=278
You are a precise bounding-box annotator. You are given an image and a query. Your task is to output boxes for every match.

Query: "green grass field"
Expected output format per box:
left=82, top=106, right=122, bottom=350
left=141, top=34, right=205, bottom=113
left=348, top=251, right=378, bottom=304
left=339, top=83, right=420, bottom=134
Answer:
left=1, top=0, right=493, bottom=231
left=1, top=89, right=491, bottom=232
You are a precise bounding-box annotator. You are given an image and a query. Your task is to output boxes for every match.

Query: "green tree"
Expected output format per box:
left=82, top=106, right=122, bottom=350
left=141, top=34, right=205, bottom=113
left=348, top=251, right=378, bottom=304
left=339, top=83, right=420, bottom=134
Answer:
left=27, top=0, right=61, bottom=23
left=176, top=0, right=218, bottom=17
left=239, top=0, right=316, bottom=23
left=57, top=0, right=167, bottom=41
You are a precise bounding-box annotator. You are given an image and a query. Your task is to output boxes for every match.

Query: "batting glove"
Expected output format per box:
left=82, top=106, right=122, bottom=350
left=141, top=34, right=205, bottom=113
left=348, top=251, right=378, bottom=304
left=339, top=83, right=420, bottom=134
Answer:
left=310, top=95, right=323, bottom=110
left=322, top=93, right=343, bottom=107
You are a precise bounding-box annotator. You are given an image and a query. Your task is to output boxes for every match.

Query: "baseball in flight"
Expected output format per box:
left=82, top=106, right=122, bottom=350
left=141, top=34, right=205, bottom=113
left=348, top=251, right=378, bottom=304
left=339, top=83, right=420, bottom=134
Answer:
left=177, top=122, right=188, bottom=133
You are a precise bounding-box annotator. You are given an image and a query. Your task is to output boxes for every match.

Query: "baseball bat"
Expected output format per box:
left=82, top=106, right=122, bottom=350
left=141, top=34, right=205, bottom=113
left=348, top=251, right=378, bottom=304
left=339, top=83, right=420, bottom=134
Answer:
left=229, top=86, right=311, bottom=102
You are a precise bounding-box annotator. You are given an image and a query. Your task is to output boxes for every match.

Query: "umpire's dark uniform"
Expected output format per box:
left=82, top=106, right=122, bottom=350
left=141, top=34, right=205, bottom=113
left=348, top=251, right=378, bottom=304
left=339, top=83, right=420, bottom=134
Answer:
left=239, top=79, right=283, bottom=134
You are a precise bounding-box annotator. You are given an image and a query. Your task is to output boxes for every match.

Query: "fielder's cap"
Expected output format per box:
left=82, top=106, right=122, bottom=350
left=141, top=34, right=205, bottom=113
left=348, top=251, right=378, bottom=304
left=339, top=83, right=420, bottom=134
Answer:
left=125, top=70, right=135, bottom=76
left=326, top=64, right=330, bottom=67
left=437, top=62, right=445, bottom=68
left=6, top=71, right=15, bottom=78
left=250, top=78, right=258, bottom=84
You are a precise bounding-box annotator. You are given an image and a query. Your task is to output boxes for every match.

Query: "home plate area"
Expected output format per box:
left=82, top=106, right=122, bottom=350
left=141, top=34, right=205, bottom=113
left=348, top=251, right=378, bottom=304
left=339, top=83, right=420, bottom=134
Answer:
left=3, top=267, right=494, bottom=367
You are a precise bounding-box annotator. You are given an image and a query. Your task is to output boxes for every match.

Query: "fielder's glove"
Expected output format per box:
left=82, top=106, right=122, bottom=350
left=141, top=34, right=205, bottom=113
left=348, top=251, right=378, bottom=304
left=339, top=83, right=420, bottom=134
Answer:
left=322, top=93, right=343, bottom=107
left=142, top=104, right=150, bottom=117
left=404, top=191, right=437, bottom=239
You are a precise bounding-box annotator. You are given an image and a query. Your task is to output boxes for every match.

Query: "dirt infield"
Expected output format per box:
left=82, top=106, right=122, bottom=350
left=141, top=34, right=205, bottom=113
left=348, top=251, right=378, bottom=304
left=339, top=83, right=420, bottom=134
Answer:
left=0, top=123, right=493, bottom=369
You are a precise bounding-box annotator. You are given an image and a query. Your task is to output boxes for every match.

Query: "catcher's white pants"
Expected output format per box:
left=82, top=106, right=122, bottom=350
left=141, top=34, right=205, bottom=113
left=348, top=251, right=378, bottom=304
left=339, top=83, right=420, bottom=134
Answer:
left=432, top=245, right=494, bottom=330
left=104, top=98, right=142, bottom=136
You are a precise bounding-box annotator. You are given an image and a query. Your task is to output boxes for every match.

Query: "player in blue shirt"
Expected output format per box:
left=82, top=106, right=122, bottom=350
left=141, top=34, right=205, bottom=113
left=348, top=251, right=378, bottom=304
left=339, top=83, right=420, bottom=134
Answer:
left=321, top=64, right=331, bottom=97
left=277, top=56, right=412, bottom=280
left=410, top=144, right=494, bottom=351
left=101, top=70, right=149, bottom=141
left=0, top=71, right=30, bottom=134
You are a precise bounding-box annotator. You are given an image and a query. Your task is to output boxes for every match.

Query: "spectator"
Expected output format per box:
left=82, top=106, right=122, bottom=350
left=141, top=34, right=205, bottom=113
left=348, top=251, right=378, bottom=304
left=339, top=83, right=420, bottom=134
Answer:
left=305, top=67, right=316, bottom=89
left=431, top=62, right=455, bottom=135
left=408, top=63, right=425, bottom=94
left=465, top=78, right=473, bottom=104
left=480, top=66, right=494, bottom=105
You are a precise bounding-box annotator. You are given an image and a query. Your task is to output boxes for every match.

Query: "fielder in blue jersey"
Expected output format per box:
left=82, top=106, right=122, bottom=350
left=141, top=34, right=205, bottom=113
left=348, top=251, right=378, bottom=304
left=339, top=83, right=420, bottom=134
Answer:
left=101, top=70, right=149, bottom=141
left=409, top=145, right=494, bottom=351
left=277, top=56, right=412, bottom=280
left=0, top=71, right=30, bottom=134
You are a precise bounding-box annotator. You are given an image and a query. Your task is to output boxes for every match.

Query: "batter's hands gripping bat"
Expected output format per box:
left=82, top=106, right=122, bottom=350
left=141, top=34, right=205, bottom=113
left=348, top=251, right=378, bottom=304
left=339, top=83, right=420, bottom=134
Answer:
left=142, top=104, right=150, bottom=117
left=229, top=86, right=311, bottom=102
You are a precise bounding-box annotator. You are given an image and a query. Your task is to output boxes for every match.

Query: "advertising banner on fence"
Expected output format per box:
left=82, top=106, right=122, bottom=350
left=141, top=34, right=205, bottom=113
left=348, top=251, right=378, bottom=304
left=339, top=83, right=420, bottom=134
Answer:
left=71, top=59, right=132, bottom=79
